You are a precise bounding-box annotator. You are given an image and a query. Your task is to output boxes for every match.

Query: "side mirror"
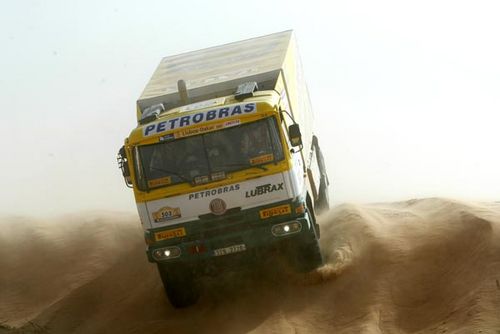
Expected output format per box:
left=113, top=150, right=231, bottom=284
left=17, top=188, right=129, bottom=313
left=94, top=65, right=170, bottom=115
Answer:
left=117, top=146, right=132, bottom=188
left=288, top=124, right=302, bottom=147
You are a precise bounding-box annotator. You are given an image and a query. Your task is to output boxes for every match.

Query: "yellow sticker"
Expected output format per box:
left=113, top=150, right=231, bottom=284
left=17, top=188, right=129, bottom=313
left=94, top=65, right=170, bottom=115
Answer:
left=152, top=206, right=181, bottom=223
left=250, top=153, right=274, bottom=165
left=259, top=204, right=291, bottom=219
left=148, top=176, right=172, bottom=188
left=175, top=123, right=220, bottom=139
left=174, top=120, right=241, bottom=139
left=155, top=227, right=186, bottom=241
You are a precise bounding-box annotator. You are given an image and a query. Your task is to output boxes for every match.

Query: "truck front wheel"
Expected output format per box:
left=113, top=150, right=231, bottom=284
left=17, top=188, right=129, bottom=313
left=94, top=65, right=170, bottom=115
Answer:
left=291, top=239, right=323, bottom=273
left=290, top=210, right=323, bottom=272
left=157, top=263, right=200, bottom=308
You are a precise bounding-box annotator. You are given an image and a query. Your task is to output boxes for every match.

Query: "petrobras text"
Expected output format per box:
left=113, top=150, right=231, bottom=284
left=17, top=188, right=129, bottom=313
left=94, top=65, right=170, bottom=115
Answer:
left=143, top=103, right=256, bottom=137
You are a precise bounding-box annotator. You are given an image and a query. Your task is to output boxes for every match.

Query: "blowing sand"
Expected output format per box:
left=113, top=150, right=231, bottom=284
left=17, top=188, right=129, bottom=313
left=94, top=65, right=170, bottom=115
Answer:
left=1, top=198, right=499, bottom=333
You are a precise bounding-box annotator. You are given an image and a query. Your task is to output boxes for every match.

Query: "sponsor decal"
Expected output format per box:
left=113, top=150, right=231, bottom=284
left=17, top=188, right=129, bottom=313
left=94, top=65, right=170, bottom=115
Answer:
left=152, top=206, right=181, bottom=223
left=259, top=204, right=292, bottom=219
left=174, top=119, right=241, bottom=139
left=159, top=133, right=175, bottom=142
left=188, top=184, right=240, bottom=200
left=144, top=103, right=256, bottom=137
left=147, top=176, right=172, bottom=188
left=209, top=198, right=227, bottom=215
left=245, top=182, right=284, bottom=198
left=154, top=227, right=186, bottom=241
left=175, top=124, right=218, bottom=138
left=250, top=153, right=274, bottom=165
left=223, top=119, right=241, bottom=127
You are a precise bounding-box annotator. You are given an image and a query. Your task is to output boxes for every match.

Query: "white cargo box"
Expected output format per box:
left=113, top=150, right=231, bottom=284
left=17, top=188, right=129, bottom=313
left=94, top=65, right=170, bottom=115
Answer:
left=138, top=30, right=296, bottom=112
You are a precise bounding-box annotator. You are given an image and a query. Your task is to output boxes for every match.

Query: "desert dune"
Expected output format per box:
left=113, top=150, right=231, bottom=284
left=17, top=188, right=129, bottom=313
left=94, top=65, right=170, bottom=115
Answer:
left=1, top=198, right=499, bottom=333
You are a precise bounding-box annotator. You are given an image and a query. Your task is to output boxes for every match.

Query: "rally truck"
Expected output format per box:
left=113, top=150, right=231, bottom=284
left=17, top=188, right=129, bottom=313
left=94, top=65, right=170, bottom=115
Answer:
left=117, top=31, right=330, bottom=307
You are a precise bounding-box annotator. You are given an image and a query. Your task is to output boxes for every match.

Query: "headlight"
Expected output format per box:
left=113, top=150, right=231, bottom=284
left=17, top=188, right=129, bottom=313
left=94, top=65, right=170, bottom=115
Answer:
left=152, top=246, right=181, bottom=260
left=271, top=221, right=302, bottom=236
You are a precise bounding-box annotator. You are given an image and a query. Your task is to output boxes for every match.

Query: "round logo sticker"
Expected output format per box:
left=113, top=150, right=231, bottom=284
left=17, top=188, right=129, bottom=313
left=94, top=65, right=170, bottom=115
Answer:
left=209, top=198, right=227, bottom=215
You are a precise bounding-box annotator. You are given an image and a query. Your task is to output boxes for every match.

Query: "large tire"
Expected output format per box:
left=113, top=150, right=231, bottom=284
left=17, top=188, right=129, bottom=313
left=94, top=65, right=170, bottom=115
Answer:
left=157, top=263, right=200, bottom=308
left=291, top=239, right=323, bottom=273
left=290, top=209, right=323, bottom=272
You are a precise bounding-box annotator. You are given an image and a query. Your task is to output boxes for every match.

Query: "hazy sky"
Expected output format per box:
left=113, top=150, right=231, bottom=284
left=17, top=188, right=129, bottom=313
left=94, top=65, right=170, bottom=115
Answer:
left=1, top=0, right=499, bottom=216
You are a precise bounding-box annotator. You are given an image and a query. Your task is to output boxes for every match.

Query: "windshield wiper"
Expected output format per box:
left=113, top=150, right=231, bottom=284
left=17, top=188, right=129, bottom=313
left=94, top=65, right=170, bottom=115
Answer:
left=149, top=166, right=192, bottom=184
left=212, top=163, right=268, bottom=172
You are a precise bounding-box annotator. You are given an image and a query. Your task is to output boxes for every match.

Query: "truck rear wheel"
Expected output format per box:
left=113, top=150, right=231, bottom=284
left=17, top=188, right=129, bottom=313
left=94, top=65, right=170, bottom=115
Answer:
left=157, top=263, right=200, bottom=308
left=312, top=135, right=330, bottom=215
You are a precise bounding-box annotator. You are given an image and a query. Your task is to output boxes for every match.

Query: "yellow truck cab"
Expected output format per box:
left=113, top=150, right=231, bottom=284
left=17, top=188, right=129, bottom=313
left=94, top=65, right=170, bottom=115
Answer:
left=118, top=31, right=330, bottom=307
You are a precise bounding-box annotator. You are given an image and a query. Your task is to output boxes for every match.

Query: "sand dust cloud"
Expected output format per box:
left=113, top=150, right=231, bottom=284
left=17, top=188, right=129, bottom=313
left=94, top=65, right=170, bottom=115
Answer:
left=1, top=198, right=500, bottom=333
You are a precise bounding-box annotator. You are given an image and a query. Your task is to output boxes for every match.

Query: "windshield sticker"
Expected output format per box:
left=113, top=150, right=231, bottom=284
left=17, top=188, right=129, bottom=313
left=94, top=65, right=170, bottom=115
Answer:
left=152, top=206, right=181, bottom=223
left=174, top=119, right=241, bottom=139
left=259, top=204, right=291, bottom=219
left=245, top=182, right=284, bottom=198
left=154, top=227, right=186, bottom=241
left=188, top=184, right=240, bottom=200
left=223, top=119, right=241, bottom=127
left=250, top=153, right=274, bottom=165
left=144, top=103, right=256, bottom=137
left=175, top=125, right=217, bottom=139
left=159, top=133, right=175, bottom=142
left=148, top=176, right=172, bottom=188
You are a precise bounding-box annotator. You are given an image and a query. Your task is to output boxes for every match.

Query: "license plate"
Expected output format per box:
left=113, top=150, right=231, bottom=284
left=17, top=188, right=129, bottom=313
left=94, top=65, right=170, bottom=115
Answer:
left=213, top=244, right=247, bottom=257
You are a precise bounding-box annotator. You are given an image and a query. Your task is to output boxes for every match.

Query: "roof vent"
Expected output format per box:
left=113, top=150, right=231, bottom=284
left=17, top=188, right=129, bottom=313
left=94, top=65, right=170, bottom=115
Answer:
left=140, top=103, right=165, bottom=124
left=235, top=82, right=258, bottom=101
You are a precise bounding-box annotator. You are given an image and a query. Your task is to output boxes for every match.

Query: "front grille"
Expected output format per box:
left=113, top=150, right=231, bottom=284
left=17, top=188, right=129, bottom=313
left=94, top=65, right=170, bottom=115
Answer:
left=184, top=220, right=260, bottom=242
left=211, top=236, right=244, bottom=249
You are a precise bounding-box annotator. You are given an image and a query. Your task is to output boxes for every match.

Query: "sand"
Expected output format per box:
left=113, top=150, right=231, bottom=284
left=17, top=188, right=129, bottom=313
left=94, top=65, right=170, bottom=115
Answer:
left=1, top=198, right=499, bottom=333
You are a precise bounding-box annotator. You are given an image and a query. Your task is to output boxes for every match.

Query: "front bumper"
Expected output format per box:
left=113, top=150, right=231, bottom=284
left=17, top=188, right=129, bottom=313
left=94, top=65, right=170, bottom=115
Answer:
left=145, top=199, right=318, bottom=271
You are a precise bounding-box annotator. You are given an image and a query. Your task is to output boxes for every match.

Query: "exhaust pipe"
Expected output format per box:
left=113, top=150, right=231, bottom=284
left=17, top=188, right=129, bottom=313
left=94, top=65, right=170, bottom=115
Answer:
left=177, top=79, right=189, bottom=105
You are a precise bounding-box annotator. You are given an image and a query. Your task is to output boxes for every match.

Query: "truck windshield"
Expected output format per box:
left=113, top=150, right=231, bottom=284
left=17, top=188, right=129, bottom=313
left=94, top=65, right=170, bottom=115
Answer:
left=135, top=117, right=284, bottom=190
